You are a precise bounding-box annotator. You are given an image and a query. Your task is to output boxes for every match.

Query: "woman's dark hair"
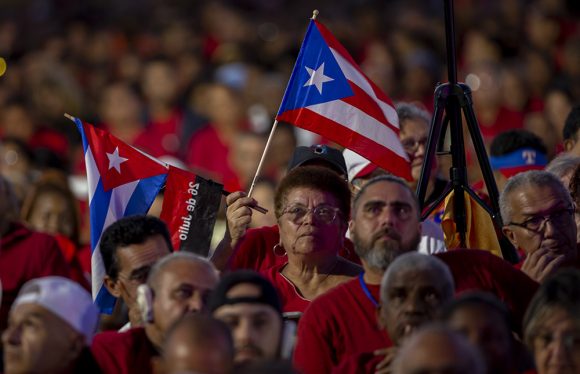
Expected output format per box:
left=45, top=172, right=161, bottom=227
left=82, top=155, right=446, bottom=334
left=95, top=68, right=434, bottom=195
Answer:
left=523, top=269, right=580, bottom=348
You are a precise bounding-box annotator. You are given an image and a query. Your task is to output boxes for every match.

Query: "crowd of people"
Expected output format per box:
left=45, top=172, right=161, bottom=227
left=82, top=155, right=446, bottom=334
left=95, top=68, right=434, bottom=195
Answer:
left=1, top=0, right=580, bottom=373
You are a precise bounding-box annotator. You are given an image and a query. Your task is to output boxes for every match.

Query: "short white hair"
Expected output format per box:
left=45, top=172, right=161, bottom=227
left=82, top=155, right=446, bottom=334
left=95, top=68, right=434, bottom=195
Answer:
left=380, top=252, right=455, bottom=303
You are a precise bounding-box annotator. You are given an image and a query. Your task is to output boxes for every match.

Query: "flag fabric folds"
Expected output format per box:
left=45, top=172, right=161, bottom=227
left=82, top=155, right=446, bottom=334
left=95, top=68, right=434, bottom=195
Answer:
left=276, top=20, right=412, bottom=180
left=74, top=118, right=168, bottom=313
left=160, top=166, right=223, bottom=257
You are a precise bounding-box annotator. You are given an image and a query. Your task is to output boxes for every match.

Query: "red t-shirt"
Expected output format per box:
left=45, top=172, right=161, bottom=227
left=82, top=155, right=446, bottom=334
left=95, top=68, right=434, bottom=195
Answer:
left=0, top=223, right=70, bottom=333
left=331, top=352, right=384, bottom=374
left=293, top=277, right=389, bottom=374
left=91, top=327, right=157, bottom=374
left=260, top=263, right=312, bottom=313
left=228, top=225, right=360, bottom=272
left=134, top=109, right=185, bottom=159
left=293, top=249, right=538, bottom=374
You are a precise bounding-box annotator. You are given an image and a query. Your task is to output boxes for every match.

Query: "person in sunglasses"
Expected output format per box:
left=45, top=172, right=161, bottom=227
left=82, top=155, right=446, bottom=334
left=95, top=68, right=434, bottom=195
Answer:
left=500, top=170, right=577, bottom=283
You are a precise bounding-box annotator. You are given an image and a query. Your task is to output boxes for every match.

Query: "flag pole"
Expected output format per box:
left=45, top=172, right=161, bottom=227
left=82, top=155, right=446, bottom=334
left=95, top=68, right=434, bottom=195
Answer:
left=247, top=10, right=320, bottom=197
left=247, top=120, right=279, bottom=197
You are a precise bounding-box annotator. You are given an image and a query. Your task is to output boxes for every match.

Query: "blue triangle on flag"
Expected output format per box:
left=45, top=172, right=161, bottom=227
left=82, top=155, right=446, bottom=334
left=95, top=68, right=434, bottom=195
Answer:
left=278, top=21, right=354, bottom=114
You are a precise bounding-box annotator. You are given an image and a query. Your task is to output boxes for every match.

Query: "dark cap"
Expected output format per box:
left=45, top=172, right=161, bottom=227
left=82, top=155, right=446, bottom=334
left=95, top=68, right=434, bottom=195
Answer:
left=207, top=270, right=282, bottom=315
left=287, top=145, right=347, bottom=176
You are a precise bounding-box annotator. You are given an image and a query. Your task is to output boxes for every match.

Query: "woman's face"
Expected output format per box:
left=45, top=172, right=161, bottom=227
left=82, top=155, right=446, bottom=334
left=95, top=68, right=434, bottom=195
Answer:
left=28, top=191, right=75, bottom=239
left=277, top=187, right=346, bottom=257
left=532, top=307, right=580, bottom=374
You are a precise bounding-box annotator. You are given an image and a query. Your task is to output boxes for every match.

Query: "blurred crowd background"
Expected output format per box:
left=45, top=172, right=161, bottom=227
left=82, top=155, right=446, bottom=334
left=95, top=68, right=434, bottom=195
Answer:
left=0, top=0, right=579, bottom=247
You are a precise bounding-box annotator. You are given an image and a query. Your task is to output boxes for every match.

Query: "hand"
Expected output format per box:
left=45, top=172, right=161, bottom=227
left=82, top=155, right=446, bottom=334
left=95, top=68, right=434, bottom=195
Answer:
left=374, top=347, right=398, bottom=374
left=225, top=191, right=257, bottom=248
left=520, top=248, right=566, bottom=283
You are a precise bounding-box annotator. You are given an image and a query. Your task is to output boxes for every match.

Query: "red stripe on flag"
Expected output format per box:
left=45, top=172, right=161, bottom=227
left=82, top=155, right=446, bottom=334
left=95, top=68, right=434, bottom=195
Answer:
left=342, top=82, right=400, bottom=135
left=315, top=20, right=396, bottom=107
left=278, top=109, right=412, bottom=180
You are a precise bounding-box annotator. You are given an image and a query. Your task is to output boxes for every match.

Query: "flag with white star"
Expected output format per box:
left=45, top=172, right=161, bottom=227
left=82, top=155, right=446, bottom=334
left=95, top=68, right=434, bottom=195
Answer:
left=276, top=19, right=411, bottom=180
left=74, top=118, right=168, bottom=313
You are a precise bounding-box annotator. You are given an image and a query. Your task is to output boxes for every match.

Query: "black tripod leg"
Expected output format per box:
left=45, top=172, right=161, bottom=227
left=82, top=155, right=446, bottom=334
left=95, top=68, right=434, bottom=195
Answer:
left=458, top=83, right=519, bottom=263
left=418, top=84, right=448, bottom=213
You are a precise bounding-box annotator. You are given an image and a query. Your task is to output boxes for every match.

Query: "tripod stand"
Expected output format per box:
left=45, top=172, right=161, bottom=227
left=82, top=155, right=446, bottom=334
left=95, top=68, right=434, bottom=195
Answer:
left=416, top=0, right=519, bottom=263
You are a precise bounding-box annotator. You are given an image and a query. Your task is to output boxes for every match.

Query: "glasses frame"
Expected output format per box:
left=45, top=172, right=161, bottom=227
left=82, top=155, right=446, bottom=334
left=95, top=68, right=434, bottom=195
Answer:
left=507, top=205, right=575, bottom=234
left=281, top=204, right=342, bottom=225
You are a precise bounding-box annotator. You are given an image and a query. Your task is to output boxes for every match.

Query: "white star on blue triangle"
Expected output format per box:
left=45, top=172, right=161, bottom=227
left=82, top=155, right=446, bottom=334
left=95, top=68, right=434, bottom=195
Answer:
left=278, top=21, right=354, bottom=114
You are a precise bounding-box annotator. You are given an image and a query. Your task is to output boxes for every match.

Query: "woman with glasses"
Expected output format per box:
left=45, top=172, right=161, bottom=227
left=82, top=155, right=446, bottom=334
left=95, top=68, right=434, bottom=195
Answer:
left=523, top=269, right=580, bottom=374
left=260, top=166, right=362, bottom=314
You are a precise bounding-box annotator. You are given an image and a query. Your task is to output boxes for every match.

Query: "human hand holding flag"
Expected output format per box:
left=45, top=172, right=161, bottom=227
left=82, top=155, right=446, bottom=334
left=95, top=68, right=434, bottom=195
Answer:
left=276, top=16, right=412, bottom=180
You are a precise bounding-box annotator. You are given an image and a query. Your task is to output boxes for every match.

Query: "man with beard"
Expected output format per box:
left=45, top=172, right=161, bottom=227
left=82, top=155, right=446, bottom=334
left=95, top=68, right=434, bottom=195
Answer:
left=208, top=271, right=285, bottom=368
left=293, top=175, right=538, bottom=374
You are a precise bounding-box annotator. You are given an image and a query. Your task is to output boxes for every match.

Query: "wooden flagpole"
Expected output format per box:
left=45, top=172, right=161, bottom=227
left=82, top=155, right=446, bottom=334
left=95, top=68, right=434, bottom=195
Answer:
left=247, top=119, right=279, bottom=197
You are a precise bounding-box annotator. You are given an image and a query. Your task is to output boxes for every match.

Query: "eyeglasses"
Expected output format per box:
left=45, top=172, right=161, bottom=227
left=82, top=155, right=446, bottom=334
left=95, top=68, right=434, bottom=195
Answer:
left=282, top=204, right=341, bottom=225
left=507, top=206, right=575, bottom=233
left=401, top=137, right=428, bottom=153
left=533, top=330, right=580, bottom=351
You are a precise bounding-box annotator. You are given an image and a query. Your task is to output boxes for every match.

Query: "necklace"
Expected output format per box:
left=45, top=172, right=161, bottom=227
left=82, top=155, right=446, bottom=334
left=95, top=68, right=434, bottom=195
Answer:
left=359, top=273, right=379, bottom=307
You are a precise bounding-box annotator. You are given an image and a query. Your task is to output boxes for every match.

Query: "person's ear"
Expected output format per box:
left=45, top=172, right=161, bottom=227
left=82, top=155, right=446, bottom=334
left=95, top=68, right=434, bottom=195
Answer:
left=67, top=333, right=86, bottom=361
left=348, top=219, right=355, bottom=234
left=502, top=226, right=518, bottom=248
left=104, top=275, right=122, bottom=298
left=563, top=139, right=575, bottom=152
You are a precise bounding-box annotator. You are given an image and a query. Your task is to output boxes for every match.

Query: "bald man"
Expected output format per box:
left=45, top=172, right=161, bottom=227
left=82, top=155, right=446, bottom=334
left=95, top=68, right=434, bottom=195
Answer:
left=92, top=252, right=219, bottom=374
left=155, top=314, right=233, bottom=374
left=393, top=324, right=485, bottom=374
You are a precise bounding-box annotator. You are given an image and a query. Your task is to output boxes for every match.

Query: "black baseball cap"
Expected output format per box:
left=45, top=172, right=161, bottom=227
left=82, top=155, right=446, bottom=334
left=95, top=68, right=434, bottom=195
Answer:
left=287, top=145, right=347, bottom=176
left=207, top=270, right=282, bottom=315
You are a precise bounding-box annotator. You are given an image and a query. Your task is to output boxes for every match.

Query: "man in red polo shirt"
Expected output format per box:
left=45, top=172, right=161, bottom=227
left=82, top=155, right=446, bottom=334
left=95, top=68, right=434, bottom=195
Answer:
left=91, top=252, right=219, bottom=374
left=293, top=175, right=538, bottom=373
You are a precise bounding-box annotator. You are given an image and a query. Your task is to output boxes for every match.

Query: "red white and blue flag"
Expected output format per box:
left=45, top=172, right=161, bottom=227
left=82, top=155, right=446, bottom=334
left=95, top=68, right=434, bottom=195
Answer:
left=74, top=117, right=168, bottom=313
left=276, top=20, right=411, bottom=180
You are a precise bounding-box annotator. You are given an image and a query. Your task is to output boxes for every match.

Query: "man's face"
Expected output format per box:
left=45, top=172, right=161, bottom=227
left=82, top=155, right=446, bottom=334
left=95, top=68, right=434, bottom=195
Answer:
left=152, top=259, right=219, bottom=339
left=379, top=269, right=449, bottom=346
left=2, top=303, right=83, bottom=374
left=106, top=234, right=171, bottom=322
left=447, top=304, right=513, bottom=373
left=350, top=181, right=422, bottom=272
left=502, top=185, right=577, bottom=262
left=213, top=283, right=283, bottom=366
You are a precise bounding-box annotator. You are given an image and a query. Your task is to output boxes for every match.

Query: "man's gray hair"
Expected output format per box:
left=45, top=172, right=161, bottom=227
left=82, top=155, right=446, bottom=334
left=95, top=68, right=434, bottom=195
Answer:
left=352, top=174, right=419, bottom=218
left=499, top=170, right=573, bottom=224
left=396, top=102, right=431, bottom=128
left=147, top=252, right=217, bottom=290
left=545, top=154, right=580, bottom=184
left=380, top=252, right=455, bottom=303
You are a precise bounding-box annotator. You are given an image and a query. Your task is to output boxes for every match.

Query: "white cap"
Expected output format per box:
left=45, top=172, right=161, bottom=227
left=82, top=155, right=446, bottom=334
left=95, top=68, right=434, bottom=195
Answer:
left=12, top=277, right=99, bottom=344
left=343, top=148, right=378, bottom=183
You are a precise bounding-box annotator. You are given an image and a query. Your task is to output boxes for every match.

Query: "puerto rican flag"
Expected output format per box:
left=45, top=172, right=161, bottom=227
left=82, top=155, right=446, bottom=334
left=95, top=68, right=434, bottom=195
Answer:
left=276, top=20, right=411, bottom=180
left=73, top=117, right=168, bottom=313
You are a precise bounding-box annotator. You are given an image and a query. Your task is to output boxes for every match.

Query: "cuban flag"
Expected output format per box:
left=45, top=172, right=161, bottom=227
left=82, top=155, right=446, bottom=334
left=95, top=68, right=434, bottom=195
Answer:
left=276, top=20, right=412, bottom=180
left=73, top=117, right=168, bottom=313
